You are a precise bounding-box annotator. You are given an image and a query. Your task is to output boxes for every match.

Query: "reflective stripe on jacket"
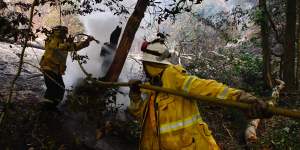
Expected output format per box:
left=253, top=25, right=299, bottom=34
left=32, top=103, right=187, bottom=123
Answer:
left=128, top=65, right=241, bottom=150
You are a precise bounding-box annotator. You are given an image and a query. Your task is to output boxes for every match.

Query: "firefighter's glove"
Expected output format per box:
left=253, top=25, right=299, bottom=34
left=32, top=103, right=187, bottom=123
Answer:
left=129, top=79, right=142, bottom=94
left=238, top=91, right=273, bottom=119
left=238, top=91, right=257, bottom=103
left=87, top=36, right=95, bottom=42
left=87, top=36, right=100, bottom=44
left=248, top=99, right=273, bottom=119
left=80, top=36, right=93, bottom=47
left=129, top=79, right=142, bottom=101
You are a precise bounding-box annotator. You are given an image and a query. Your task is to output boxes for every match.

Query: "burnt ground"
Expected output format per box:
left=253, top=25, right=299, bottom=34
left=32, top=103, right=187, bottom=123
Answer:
left=0, top=43, right=138, bottom=150
left=0, top=80, right=139, bottom=150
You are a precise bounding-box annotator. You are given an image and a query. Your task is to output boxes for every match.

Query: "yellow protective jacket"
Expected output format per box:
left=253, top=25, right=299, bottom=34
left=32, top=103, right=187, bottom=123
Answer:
left=40, top=36, right=89, bottom=75
left=128, top=65, right=242, bottom=150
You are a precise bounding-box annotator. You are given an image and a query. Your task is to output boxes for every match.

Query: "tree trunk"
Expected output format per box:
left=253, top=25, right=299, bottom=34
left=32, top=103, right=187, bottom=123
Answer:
left=283, top=0, right=297, bottom=91
left=104, top=0, right=149, bottom=82
left=260, top=0, right=273, bottom=88
left=297, top=1, right=300, bottom=89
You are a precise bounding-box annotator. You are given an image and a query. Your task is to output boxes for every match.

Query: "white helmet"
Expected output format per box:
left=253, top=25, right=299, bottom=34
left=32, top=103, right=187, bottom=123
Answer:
left=140, top=38, right=172, bottom=65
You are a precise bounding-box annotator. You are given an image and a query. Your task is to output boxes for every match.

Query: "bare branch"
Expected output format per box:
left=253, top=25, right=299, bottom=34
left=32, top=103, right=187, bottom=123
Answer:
left=264, top=3, right=283, bottom=44
left=0, top=0, right=37, bottom=125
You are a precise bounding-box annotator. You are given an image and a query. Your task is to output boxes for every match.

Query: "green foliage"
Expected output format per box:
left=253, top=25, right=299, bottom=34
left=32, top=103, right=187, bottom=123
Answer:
left=232, top=52, right=265, bottom=95
left=115, top=120, right=141, bottom=143
left=259, top=119, right=300, bottom=149
left=250, top=8, right=265, bottom=25
left=66, top=85, right=122, bottom=118
left=186, top=49, right=266, bottom=95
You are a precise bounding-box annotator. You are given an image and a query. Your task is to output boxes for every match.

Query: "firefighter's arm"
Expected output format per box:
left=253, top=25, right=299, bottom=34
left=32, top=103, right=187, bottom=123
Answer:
left=163, top=65, right=271, bottom=118
left=128, top=91, right=147, bottom=121
left=74, top=40, right=90, bottom=50
left=74, top=36, right=95, bottom=51
left=182, top=76, right=272, bottom=118
left=44, top=37, right=72, bottom=51
left=58, top=42, right=73, bottom=51
left=58, top=37, right=93, bottom=51
left=45, top=39, right=67, bottom=51
left=127, top=80, right=147, bottom=121
left=164, top=65, right=241, bottom=101
left=183, top=77, right=241, bottom=101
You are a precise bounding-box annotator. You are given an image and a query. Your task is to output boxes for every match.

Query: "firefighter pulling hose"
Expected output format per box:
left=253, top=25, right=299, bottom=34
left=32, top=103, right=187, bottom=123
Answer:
left=87, top=79, right=300, bottom=119
left=83, top=33, right=300, bottom=150
left=79, top=32, right=300, bottom=120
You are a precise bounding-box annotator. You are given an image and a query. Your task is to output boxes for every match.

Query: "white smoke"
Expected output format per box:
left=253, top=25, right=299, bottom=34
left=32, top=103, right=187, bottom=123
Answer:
left=62, top=10, right=145, bottom=111
left=63, top=13, right=120, bottom=88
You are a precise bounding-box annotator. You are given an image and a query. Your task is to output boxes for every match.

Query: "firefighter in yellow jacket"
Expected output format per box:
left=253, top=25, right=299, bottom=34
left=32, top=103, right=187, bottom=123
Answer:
left=128, top=36, right=271, bottom=150
left=40, top=25, right=93, bottom=109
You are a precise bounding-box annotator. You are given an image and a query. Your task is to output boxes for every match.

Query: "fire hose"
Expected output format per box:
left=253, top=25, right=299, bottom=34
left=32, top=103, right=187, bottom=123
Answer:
left=70, top=33, right=100, bottom=78
left=85, top=78, right=300, bottom=119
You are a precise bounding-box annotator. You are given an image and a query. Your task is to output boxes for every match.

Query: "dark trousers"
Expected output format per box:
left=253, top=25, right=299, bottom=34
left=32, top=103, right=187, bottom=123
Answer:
left=43, top=70, right=65, bottom=104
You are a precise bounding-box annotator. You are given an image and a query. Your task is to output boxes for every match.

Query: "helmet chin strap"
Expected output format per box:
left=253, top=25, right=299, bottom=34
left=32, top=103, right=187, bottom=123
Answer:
left=143, top=63, right=166, bottom=86
left=150, top=76, right=163, bottom=86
